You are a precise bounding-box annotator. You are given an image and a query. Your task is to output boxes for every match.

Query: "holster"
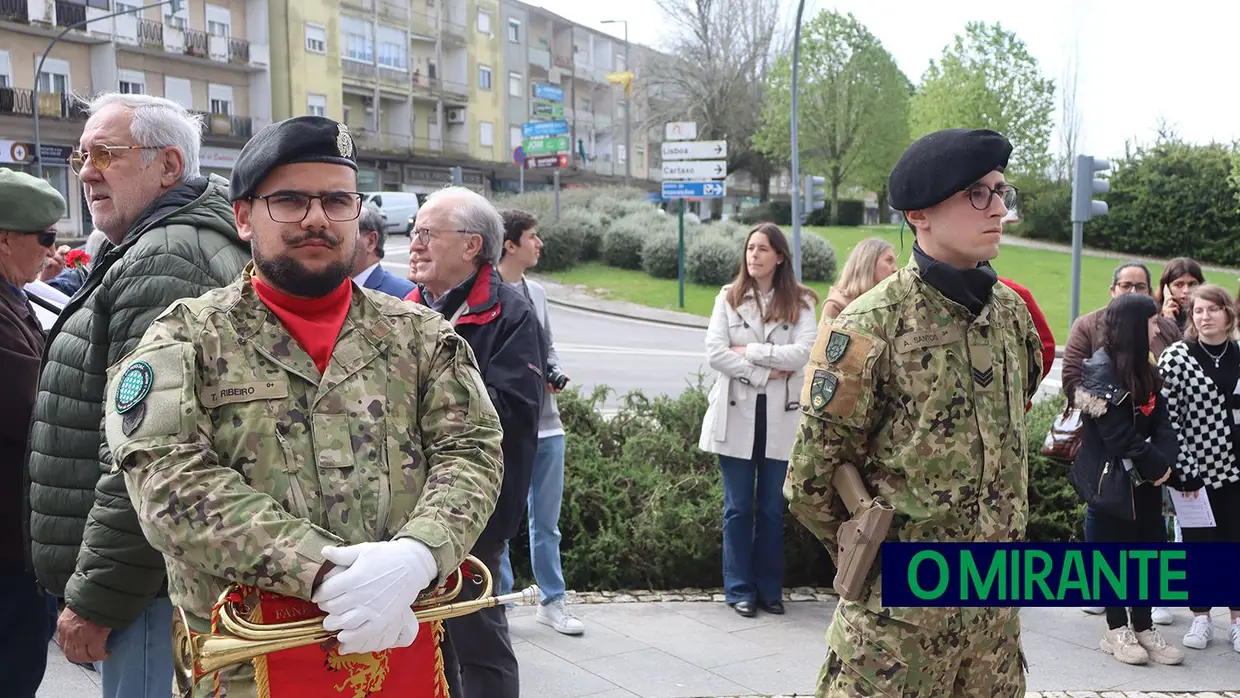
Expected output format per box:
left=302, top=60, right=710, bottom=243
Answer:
left=831, top=464, right=895, bottom=602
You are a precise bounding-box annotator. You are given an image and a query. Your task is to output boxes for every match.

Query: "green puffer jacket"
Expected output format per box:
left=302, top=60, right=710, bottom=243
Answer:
left=25, top=174, right=250, bottom=628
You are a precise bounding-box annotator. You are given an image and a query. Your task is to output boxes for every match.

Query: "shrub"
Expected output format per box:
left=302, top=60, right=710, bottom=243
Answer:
left=603, top=211, right=665, bottom=269
left=535, top=209, right=591, bottom=272
left=805, top=200, right=866, bottom=227
left=1008, top=176, right=1072, bottom=244
left=640, top=233, right=681, bottom=279
left=799, top=234, right=839, bottom=283
left=1025, top=394, right=1086, bottom=542
left=737, top=200, right=792, bottom=225
left=687, top=235, right=741, bottom=286
left=702, top=219, right=750, bottom=241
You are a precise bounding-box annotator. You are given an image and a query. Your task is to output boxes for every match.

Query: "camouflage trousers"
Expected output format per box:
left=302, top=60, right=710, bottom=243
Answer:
left=816, top=601, right=1025, bottom=698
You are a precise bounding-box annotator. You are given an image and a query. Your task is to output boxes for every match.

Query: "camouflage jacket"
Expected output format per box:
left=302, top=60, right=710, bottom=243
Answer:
left=785, top=261, right=1043, bottom=626
left=103, top=268, right=504, bottom=627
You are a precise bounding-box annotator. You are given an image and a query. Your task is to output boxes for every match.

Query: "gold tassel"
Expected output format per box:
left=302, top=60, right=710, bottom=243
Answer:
left=431, top=620, right=449, bottom=698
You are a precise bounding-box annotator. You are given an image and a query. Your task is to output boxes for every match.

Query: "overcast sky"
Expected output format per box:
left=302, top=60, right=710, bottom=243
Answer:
left=527, top=0, right=1239, bottom=163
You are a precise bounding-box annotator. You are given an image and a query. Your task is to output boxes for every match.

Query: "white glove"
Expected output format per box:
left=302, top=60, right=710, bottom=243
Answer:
left=312, top=539, right=437, bottom=655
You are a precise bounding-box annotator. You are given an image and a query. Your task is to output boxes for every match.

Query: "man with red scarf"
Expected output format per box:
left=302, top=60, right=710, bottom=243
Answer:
left=101, top=115, right=506, bottom=698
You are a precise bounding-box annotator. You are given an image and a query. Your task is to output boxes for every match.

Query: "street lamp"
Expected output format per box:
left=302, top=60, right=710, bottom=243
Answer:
left=600, top=19, right=631, bottom=186
left=32, top=0, right=181, bottom=177
left=789, top=0, right=807, bottom=281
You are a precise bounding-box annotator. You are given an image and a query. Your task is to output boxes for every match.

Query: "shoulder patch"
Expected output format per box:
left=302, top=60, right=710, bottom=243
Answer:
left=809, top=326, right=875, bottom=374
left=105, top=341, right=197, bottom=451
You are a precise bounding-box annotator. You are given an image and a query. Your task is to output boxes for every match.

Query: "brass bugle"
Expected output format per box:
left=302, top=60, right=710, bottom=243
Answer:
left=173, top=554, right=540, bottom=694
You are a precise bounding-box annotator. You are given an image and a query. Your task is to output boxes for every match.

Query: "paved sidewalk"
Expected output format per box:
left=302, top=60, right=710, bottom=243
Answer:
left=37, top=600, right=1240, bottom=697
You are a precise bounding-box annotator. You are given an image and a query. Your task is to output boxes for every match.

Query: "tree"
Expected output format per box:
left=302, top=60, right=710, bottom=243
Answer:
left=753, top=11, right=911, bottom=225
left=1054, top=42, right=1082, bottom=182
left=641, top=0, right=787, bottom=202
left=911, top=22, right=1056, bottom=176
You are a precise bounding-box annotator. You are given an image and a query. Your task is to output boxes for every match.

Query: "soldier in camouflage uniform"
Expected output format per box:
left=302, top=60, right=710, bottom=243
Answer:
left=785, top=129, right=1044, bottom=697
left=102, top=116, right=505, bottom=697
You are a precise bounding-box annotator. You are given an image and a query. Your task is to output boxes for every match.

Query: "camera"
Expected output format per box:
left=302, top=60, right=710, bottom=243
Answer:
left=547, top=366, right=570, bottom=391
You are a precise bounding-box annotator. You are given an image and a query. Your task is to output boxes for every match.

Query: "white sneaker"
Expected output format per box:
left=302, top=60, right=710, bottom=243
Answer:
left=1135, top=628, right=1184, bottom=665
left=1081, top=606, right=1105, bottom=615
left=536, top=599, right=585, bottom=636
left=1151, top=607, right=1173, bottom=625
left=1101, top=626, right=1149, bottom=665
left=1183, top=615, right=1214, bottom=650
left=1230, top=622, right=1240, bottom=653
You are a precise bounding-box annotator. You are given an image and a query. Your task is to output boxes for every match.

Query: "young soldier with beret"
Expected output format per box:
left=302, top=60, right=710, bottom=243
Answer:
left=785, top=128, right=1044, bottom=697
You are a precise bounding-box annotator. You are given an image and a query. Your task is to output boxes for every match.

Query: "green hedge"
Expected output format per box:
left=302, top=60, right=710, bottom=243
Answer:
left=503, top=384, right=1083, bottom=592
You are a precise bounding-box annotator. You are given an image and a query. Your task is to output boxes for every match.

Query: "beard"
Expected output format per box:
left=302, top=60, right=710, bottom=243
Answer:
left=254, top=234, right=358, bottom=298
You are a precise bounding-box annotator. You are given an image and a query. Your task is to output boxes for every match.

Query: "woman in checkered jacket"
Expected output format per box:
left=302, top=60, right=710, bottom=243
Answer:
left=1157, top=283, right=1240, bottom=653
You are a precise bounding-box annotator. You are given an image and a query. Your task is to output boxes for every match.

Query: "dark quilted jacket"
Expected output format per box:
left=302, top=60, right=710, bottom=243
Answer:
left=25, top=174, right=249, bottom=628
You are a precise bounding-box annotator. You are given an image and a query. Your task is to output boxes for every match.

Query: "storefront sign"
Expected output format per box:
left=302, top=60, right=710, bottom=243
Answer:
left=1, top=141, right=72, bottom=164
left=200, top=146, right=242, bottom=170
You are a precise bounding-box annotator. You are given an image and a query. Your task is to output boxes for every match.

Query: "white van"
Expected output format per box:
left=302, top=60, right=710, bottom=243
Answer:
left=362, top=192, right=420, bottom=235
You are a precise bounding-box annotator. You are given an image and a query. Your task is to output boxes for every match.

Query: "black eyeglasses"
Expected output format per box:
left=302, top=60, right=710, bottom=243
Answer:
left=253, top=191, right=364, bottom=223
left=18, top=230, right=57, bottom=247
left=966, top=183, right=1019, bottom=211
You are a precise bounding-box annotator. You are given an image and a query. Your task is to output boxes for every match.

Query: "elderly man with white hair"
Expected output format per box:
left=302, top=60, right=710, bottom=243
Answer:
left=25, top=93, right=249, bottom=697
left=404, top=186, right=545, bottom=698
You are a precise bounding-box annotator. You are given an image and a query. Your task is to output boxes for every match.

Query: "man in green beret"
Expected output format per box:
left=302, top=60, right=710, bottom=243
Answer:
left=786, top=128, right=1045, bottom=697
left=0, top=167, right=65, bottom=698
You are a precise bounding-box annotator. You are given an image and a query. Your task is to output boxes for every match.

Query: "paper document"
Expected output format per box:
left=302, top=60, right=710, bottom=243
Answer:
left=1168, top=488, right=1216, bottom=528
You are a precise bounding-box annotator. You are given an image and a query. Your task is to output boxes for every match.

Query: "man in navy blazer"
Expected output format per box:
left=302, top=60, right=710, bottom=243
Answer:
left=352, top=205, right=415, bottom=298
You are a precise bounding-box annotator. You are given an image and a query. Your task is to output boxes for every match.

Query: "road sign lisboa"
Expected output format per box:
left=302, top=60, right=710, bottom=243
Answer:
left=522, top=120, right=568, bottom=138
left=522, top=135, right=569, bottom=156
left=661, top=181, right=726, bottom=199
left=661, top=140, right=727, bottom=161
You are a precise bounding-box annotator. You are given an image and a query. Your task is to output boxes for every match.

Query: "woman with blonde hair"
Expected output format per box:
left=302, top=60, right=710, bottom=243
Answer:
left=821, top=237, right=896, bottom=319
left=699, top=222, right=818, bottom=618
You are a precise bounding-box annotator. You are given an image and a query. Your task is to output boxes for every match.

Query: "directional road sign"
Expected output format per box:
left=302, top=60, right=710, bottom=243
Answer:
left=664, top=121, right=697, bottom=141
left=661, top=140, right=727, bottom=161
left=522, top=135, right=569, bottom=156
left=525, top=153, right=568, bottom=169
left=662, top=181, right=726, bottom=199
left=522, top=120, right=568, bottom=138
left=661, top=160, right=726, bottom=180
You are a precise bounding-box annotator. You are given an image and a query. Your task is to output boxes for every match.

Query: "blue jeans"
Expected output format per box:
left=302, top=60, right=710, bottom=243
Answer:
left=718, top=439, right=788, bottom=605
left=92, top=596, right=174, bottom=698
left=498, top=434, right=568, bottom=604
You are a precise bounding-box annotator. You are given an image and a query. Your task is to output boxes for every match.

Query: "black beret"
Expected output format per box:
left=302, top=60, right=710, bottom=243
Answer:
left=230, top=116, right=359, bottom=202
left=888, top=128, right=1012, bottom=211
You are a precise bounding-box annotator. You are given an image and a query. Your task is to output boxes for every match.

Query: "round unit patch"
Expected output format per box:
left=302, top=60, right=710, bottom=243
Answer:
left=115, top=361, right=154, bottom=414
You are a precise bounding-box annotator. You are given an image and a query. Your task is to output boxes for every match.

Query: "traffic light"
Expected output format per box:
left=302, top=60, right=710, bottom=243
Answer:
left=450, top=166, right=463, bottom=186
left=1071, top=154, right=1110, bottom=223
left=802, top=175, right=825, bottom=222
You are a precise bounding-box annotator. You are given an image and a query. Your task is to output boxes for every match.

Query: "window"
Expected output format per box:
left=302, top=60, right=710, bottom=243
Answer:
left=307, top=94, right=327, bottom=117
left=118, top=69, right=145, bottom=94
left=508, top=72, right=521, bottom=97
left=165, top=2, right=188, bottom=30
left=37, top=58, right=70, bottom=94
left=479, top=121, right=494, bottom=147
left=507, top=19, right=520, bottom=43
left=86, top=0, right=108, bottom=8
left=164, top=76, right=192, bottom=108
left=205, top=4, right=231, bottom=37
left=478, top=65, right=492, bottom=90
left=0, top=51, right=10, bottom=89
left=377, top=26, right=408, bottom=70
left=208, top=84, right=234, bottom=115
left=305, top=24, right=327, bottom=54
left=343, top=104, right=352, bottom=125
left=341, top=17, right=373, bottom=63
left=509, top=126, right=522, bottom=150
left=618, top=144, right=626, bottom=164
left=476, top=9, right=491, bottom=34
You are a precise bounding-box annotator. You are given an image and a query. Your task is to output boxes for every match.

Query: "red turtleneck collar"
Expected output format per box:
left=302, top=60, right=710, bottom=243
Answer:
left=252, top=276, right=353, bottom=374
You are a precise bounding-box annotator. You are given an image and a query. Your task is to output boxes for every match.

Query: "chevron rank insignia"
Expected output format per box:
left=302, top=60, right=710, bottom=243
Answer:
left=809, top=369, right=838, bottom=411
left=972, top=366, right=995, bottom=388
left=826, top=331, right=851, bottom=364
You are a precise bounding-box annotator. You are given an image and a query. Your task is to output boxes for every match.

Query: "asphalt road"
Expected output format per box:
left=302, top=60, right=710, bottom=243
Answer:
left=382, top=239, right=1064, bottom=411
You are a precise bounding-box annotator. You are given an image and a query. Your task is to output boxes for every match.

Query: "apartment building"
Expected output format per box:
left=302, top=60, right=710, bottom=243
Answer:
left=0, top=0, right=272, bottom=237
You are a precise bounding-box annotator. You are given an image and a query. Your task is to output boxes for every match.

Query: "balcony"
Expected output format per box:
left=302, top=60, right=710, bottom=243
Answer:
left=444, top=139, right=470, bottom=155
left=441, top=79, right=468, bottom=102
left=138, top=19, right=163, bottom=49
left=355, top=131, right=412, bottom=154
left=228, top=37, right=250, bottom=65
left=528, top=48, right=551, bottom=71
left=553, top=55, right=572, bottom=70
left=0, top=88, right=89, bottom=120
left=442, top=20, right=466, bottom=45
left=0, top=0, right=28, bottom=22
left=192, top=111, right=254, bottom=140
left=184, top=29, right=209, bottom=58
left=54, top=0, right=86, bottom=28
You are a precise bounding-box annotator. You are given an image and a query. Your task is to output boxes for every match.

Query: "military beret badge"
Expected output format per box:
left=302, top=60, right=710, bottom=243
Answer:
left=336, top=123, right=354, bottom=158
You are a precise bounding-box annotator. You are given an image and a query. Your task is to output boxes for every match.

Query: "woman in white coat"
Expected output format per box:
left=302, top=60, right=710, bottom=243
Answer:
left=699, top=222, right=819, bottom=618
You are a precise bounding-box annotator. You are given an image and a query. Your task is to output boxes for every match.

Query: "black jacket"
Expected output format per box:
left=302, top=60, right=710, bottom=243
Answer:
left=1069, top=348, right=1181, bottom=519
left=408, top=264, right=545, bottom=557
left=1, top=282, right=46, bottom=566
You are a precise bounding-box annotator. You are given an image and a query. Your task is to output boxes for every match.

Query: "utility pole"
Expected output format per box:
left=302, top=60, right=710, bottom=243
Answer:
left=788, top=0, right=807, bottom=281
left=33, top=0, right=181, bottom=177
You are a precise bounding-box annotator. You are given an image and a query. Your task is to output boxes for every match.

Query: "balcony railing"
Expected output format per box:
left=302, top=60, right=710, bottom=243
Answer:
left=54, top=0, right=86, bottom=28
left=354, top=131, right=413, bottom=153
left=528, top=48, right=551, bottom=71
left=228, top=38, right=250, bottom=64
left=138, top=19, right=163, bottom=49
left=553, top=55, right=573, bottom=69
left=191, top=111, right=254, bottom=139
left=441, top=80, right=468, bottom=100
left=442, top=20, right=466, bottom=42
left=0, top=88, right=89, bottom=120
left=0, top=0, right=29, bottom=22
left=184, top=29, right=209, bottom=58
